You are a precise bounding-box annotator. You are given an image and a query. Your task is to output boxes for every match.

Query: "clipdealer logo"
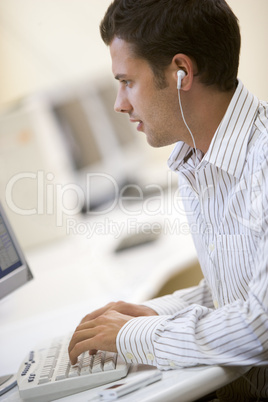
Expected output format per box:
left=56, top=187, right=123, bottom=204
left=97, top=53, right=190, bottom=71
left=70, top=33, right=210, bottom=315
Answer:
left=5, top=169, right=263, bottom=236
left=4, top=170, right=189, bottom=226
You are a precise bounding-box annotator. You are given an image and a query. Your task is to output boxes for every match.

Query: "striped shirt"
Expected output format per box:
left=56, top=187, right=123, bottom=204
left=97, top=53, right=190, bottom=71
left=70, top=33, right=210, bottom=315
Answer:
left=116, top=80, right=268, bottom=400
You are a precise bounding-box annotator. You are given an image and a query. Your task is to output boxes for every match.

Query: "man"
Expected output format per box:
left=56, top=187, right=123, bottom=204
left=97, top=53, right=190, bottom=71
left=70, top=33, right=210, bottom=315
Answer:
left=69, top=0, right=268, bottom=399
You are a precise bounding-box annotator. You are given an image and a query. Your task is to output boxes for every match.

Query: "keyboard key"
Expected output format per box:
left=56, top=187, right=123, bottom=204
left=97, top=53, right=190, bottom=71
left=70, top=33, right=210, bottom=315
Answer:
left=80, top=366, right=91, bottom=376
left=44, top=357, right=55, bottom=367
left=104, top=352, right=117, bottom=371
left=55, top=372, right=67, bottom=381
left=47, top=347, right=58, bottom=358
left=68, top=365, right=80, bottom=378
left=92, top=352, right=105, bottom=373
left=38, top=376, right=51, bottom=384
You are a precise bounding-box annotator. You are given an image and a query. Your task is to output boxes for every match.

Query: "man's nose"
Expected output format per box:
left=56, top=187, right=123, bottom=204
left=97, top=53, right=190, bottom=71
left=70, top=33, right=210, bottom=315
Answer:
left=114, top=91, right=132, bottom=114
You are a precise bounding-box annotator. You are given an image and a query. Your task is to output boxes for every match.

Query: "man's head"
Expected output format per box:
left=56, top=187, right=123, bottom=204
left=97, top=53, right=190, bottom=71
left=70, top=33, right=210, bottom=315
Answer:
left=100, top=0, right=240, bottom=92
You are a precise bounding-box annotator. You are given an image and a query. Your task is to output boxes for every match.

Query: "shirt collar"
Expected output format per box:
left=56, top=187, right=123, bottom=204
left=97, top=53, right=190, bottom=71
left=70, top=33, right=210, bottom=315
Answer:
left=167, top=141, right=192, bottom=171
left=168, top=80, right=260, bottom=178
left=204, top=79, right=259, bottom=178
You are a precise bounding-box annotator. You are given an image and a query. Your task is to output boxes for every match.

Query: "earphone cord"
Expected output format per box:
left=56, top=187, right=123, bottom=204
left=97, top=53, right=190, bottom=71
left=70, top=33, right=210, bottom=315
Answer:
left=178, top=87, right=198, bottom=169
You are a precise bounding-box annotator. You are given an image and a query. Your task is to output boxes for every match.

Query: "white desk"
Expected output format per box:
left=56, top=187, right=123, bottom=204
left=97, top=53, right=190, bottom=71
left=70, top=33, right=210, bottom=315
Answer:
left=0, top=199, right=247, bottom=401
left=1, top=364, right=245, bottom=402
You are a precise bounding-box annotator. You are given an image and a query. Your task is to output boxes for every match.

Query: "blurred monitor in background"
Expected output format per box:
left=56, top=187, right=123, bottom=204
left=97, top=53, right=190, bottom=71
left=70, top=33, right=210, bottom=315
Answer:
left=49, top=79, right=145, bottom=211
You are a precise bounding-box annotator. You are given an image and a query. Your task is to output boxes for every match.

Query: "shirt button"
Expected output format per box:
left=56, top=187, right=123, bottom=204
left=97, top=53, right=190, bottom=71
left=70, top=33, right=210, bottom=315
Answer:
left=126, top=352, right=134, bottom=360
left=209, top=243, right=215, bottom=252
left=146, top=353, right=154, bottom=361
left=213, top=300, right=219, bottom=309
left=169, top=361, right=176, bottom=367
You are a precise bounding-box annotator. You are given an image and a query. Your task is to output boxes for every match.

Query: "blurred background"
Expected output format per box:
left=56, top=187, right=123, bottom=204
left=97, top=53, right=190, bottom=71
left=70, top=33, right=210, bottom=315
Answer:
left=0, top=0, right=268, bottom=251
left=1, top=0, right=267, bottom=104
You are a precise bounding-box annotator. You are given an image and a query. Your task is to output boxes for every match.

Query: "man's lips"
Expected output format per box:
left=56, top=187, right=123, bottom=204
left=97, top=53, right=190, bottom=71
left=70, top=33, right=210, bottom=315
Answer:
left=130, top=118, right=143, bottom=131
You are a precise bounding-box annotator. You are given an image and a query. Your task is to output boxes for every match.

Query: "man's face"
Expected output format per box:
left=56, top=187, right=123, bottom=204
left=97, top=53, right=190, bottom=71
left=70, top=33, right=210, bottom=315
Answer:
left=110, top=37, right=183, bottom=148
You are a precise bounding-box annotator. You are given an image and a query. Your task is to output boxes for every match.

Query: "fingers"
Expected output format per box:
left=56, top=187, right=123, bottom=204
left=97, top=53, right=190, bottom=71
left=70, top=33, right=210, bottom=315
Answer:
left=68, top=311, right=128, bottom=365
left=80, top=306, right=108, bottom=324
left=79, top=301, right=156, bottom=326
left=69, top=302, right=157, bottom=364
left=68, top=317, right=115, bottom=365
left=79, top=302, right=118, bottom=324
left=68, top=327, right=98, bottom=365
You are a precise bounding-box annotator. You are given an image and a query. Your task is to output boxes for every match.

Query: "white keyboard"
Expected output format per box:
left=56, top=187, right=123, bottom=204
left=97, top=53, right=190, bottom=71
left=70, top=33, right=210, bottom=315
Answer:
left=17, top=334, right=130, bottom=402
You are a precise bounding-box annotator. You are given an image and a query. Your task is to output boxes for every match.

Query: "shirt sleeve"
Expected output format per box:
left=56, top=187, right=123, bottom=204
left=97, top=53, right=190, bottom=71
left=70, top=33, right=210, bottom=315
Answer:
left=141, top=278, right=215, bottom=315
left=116, top=279, right=216, bottom=367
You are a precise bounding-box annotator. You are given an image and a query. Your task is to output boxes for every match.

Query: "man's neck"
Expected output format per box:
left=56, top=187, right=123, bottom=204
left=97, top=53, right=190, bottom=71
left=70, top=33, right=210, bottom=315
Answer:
left=183, top=83, right=236, bottom=154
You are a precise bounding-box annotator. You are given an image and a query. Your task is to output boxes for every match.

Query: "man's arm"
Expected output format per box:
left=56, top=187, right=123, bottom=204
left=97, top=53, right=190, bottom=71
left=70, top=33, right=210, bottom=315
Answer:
left=142, top=278, right=214, bottom=315
left=68, top=278, right=213, bottom=364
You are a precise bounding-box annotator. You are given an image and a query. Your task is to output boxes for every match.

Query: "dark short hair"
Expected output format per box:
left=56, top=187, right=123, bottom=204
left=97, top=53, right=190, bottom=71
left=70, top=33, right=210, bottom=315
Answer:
left=100, top=0, right=241, bottom=91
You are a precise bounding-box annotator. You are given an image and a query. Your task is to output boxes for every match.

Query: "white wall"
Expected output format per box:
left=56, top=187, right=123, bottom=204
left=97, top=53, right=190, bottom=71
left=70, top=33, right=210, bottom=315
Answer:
left=0, top=0, right=112, bottom=105
left=228, top=0, right=268, bottom=100
left=0, top=0, right=267, bottom=105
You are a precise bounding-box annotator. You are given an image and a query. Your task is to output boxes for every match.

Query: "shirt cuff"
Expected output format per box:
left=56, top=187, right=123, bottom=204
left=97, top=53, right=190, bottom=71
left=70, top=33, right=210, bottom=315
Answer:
left=116, top=315, right=169, bottom=366
left=142, top=295, right=190, bottom=316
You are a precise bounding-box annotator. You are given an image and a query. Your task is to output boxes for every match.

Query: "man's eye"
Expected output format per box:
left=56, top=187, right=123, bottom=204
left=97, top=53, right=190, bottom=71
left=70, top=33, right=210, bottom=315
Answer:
left=121, top=80, right=130, bottom=87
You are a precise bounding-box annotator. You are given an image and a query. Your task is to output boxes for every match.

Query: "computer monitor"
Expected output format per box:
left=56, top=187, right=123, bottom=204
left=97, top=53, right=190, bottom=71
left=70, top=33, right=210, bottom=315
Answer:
left=47, top=78, right=144, bottom=210
left=0, top=202, right=33, bottom=299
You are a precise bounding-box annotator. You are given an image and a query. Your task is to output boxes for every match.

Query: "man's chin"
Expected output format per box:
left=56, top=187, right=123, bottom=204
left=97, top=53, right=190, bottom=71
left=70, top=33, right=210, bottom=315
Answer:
left=145, top=133, right=167, bottom=148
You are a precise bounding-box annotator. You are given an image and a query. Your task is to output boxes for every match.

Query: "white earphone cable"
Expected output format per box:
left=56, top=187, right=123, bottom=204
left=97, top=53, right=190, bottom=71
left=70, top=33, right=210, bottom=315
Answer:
left=177, top=81, right=198, bottom=169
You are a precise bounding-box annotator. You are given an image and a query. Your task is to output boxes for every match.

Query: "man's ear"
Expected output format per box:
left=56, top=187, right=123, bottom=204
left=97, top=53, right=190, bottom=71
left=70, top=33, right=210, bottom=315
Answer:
left=171, top=54, right=195, bottom=90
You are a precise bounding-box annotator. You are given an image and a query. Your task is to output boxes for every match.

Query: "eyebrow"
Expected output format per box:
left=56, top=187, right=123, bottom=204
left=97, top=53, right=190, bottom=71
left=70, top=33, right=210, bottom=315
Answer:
left=114, top=74, right=128, bottom=80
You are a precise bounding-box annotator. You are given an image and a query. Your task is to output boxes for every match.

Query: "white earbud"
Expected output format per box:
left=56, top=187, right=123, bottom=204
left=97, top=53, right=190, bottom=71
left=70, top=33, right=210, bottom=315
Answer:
left=177, top=70, right=186, bottom=90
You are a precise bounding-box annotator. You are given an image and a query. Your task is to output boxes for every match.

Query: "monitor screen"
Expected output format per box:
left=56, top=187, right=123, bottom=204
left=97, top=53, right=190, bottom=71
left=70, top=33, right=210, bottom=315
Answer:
left=53, top=97, right=103, bottom=171
left=51, top=81, right=138, bottom=175
left=0, top=202, right=33, bottom=299
left=50, top=80, right=141, bottom=210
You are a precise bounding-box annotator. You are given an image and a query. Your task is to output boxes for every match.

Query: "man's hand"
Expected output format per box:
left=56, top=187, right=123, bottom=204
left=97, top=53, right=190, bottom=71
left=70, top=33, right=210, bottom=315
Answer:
left=68, top=310, right=132, bottom=365
left=68, top=301, right=158, bottom=365
left=80, top=301, right=157, bottom=324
